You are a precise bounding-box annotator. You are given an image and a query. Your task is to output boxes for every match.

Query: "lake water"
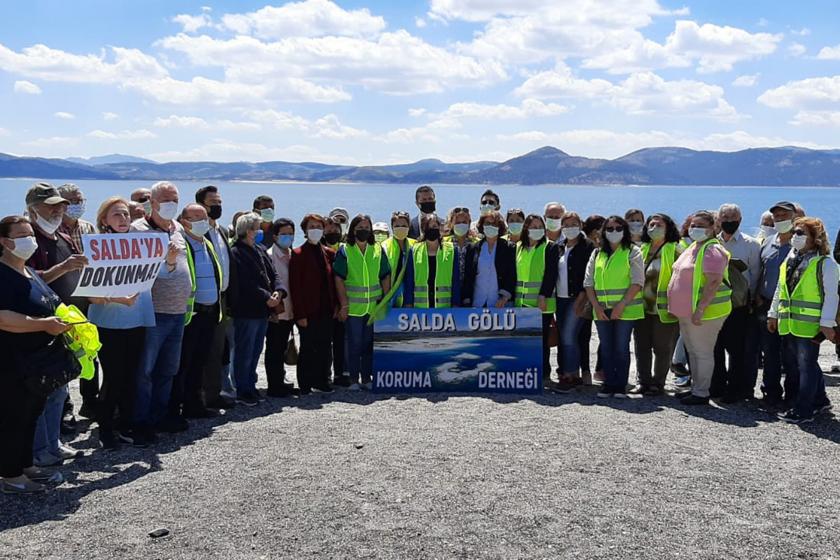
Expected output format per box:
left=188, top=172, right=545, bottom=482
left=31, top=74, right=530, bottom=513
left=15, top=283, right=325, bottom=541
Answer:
left=2, top=178, right=839, bottom=237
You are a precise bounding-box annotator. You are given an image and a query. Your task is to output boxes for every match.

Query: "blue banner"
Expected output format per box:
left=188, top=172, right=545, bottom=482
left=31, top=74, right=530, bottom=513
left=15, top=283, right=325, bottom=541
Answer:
left=373, top=307, right=543, bottom=394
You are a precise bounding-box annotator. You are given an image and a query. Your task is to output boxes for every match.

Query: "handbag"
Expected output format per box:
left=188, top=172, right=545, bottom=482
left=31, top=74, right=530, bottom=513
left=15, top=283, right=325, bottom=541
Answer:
left=19, top=333, right=83, bottom=397
left=284, top=336, right=299, bottom=366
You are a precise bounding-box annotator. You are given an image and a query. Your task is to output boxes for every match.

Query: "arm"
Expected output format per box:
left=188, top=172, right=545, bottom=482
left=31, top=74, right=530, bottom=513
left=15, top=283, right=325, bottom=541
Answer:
left=820, top=258, right=839, bottom=328
left=335, top=276, right=349, bottom=321
left=39, top=254, right=88, bottom=284
left=498, top=240, right=515, bottom=303
left=0, top=310, right=69, bottom=335
left=583, top=251, right=608, bottom=320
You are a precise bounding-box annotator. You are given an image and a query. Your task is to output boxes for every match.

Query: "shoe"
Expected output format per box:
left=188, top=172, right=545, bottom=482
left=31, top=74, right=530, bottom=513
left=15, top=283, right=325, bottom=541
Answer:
left=123, top=428, right=153, bottom=448
left=236, top=393, right=260, bottom=407
left=99, top=430, right=120, bottom=450
left=675, top=390, right=693, bottom=399
left=332, top=376, right=351, bottom=387
left=56, top=443, right=83, bottom=460
left=670, top=362, right=689, bottom=376
left=628, top=385, right=647, bottom=395
left=1, top=477, right=46, bottom=494
left=299, top=387, right=312, bottom=396
left=78, top=401, right=97, bottom=420
left=551, top=382, right=574, bottom=394
left=22, top=466, right=63, bottom=484
left=266, top=387, right=296, bottom=398
left=348, top=383, right=362, bottom=391
left=116, top=430, right=135, bottom=445
left=155, top=416, right=189, bottom=433
left=673, top=375, right=692, bottom=388
left=831, top=363, right=840, bottom=373
left=643, top=387, right=663, bottom=396
left=60, top=417, right=77, bottom=436
left=581, top=371, right=593, bottom=386
left=779, top=410, right=814, bottom=424
left=680, top=395, right=709, bottom=405
left=596, top=391, right=613, bottom=399
left=720, top=393, right=743, bottom=404
left=206, top=395, right=237, bottom=409
left=362, top=382, right=373, bottom=391
left=758, top=394, right=784, bottom=409
left=815, top=403, right=834, bottom=415
left=312, top=385, right=334, bottom=394
left=612, top=392, right=628, bottom=399
left=182, top=406, right=220, bottom=419
left=593, top=371, right=605, bottom=384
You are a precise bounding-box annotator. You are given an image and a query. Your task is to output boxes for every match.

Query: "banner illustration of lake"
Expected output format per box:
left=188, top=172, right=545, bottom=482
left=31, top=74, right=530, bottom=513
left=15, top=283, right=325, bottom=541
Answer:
left=71, top=232, right=169, bottom=298
left=373, top=308, right=543, bottom=394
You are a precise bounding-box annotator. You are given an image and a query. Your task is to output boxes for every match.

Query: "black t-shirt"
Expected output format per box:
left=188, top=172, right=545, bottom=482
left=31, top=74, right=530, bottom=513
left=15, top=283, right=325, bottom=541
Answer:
left=0, top=263, right=62, bottom=375
left=28, top=229, right=84, bottom=309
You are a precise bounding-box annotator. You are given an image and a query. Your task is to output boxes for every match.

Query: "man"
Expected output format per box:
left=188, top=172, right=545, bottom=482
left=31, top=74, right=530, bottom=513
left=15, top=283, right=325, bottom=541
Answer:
left=195, top=185, right=237, bottom=409
left=408, top=185, right=436, bottom=239
left=131, top=188, right=152, bottom=217
left=479, top=189, right=500, bottom=217
left=544, top=202, right=565, bottom=243
left=170, top=204, right=223, bottom=420
left=755, top=201, right=799, bottom=406
left=329, top=207, right=350, bottom=242
left=253, top=195, right=276, bottom=249
left=24, top=183, right=88, bottom=465
left=130, top=182, right=193, bottom=443
left=128, top=201, right=146, bottom=221
left=712, top=203, right=762, bottom=402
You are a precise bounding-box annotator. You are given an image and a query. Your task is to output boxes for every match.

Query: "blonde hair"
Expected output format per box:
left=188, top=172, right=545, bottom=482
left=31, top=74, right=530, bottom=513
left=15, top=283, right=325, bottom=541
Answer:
left=794, top=217, right=830, bottom=256
left=96, top=196, right=130, bottom=233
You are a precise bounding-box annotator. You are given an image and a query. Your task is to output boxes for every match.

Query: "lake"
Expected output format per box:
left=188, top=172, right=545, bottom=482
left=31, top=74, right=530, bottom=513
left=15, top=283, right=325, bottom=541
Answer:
left=2, top=178, right=839, bottom=237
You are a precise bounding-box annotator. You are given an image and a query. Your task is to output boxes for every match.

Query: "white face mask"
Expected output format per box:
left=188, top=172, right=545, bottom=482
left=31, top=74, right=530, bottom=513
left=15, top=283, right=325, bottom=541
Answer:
left=260, top=208, right=275, bottom=223
left=34, top=211, right=62, bottom=235
left=605, top=230, right=624, bottom=244
left=6, top=236, right=39, bottom=260
left=791, top=233, right=807, bottom=251
left=774, top=219, right=793, bottom=234
left=545, top=217, right=562, bottom=232
left=480, top=204, right=495, bottom=216
left=689, top=227, right=709, bottom=242
left=392, top=226, right=409, bottom=240
left=561, top=227, right=580, bottom=240
left=142, top=200, right=153, bottom=216
left=189, top=219, right=210, bottom=237
left=453, top=223, right=469, bottom=237
left=760, top=225, right=776, bottom=237
left=66, top=203, right=85, bottom=220
left=157, top=201, right=179, bottom=221
left=483, top=225, right=499, bottom=239
left=306, top=228, right=324, bottom=244
left=528, top=228, right=545, bottom=241
left=628, top=221, right=644, bottom=235
left=339, top=222, right=349, bottom=236
left=508, top=222, right=524, bottom=236
left=647, top=226, right=665, bottom=240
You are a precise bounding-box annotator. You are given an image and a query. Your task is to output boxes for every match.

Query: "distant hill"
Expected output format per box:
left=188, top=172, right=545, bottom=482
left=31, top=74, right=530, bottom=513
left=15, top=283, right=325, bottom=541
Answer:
left=2, top=146, right=840, bottom=185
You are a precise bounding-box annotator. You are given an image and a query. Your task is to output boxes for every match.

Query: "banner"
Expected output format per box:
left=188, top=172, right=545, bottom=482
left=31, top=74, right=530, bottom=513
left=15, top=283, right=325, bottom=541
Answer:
left=72, top=232, right=169, bottom=298
left=373, top=307, right=543, bottom=394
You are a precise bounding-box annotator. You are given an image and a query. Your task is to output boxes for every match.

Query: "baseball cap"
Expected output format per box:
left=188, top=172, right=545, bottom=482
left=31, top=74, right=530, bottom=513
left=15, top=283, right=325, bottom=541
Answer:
left=25, top=182, right=69, bottom=206
left=769, top=201, right=795, bottom=213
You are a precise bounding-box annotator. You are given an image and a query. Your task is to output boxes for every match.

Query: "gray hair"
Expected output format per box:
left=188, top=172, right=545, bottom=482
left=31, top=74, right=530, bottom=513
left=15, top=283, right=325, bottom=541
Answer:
left=235, top=211, right=262, bottom=239
left=718, top=203, right=741, bottom=218
left=544, top=201, right=566, bottom=215
left=57, top=183, right=81, bottom=199
left=150, top=181, right=178, bottom=200
left=760, top=210, right=773, bottom=224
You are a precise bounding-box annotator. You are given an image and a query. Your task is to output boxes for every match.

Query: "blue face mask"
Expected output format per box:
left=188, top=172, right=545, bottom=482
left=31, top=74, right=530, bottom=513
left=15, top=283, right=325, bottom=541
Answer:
left=277, top=234, right=294, bottom=249
left=255, top=230, right=264, bottom=244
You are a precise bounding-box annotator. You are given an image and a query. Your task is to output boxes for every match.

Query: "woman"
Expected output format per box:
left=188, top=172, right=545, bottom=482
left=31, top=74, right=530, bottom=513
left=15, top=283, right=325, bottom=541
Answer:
left=87, top=198, right=154, bottom=448
left=290, top=214, right=339, bottom=394
left=380, top=211, right=413, bottom=307
left=265, top=218, right=297, bottom=398
left=230, top=212, right=281, bottom=406
left=334, top=214, right=391, bottom=390
left=404, top=214, right=460, bottom=309
left=625, top=208, right=645, bottom=244
left=0, top=216, right=73, bottom=493
left=323, top=216, right=348, bottom=386
left=515, top=214, right=559, bottom=386
left=505, top=208, right=526, bottom=244
left=666, top=210, right=732, bottom=405
left=445, top=207, right=476, bottom=290
left=579, top=215, right=606, bottom=384
left=462, top=210, right=515, bottom=308
left=768, top=217, right=838, bottom=424
left=553, top=212, right=595, bottom=391
left=584, top=216, right=644, bottom=398
left=631, top=213, right=682, bottom=396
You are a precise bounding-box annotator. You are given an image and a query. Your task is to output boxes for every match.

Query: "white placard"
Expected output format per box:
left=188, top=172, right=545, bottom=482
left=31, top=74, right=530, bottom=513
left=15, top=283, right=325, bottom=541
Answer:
left=72, top=232, right=169, bottom=298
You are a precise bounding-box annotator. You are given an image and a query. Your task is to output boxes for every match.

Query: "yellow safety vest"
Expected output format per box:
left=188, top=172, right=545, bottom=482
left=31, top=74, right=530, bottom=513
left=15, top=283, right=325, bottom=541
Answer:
left=344, top=243, right=383, bottom=317
left=593, top=247, right=644, bottom=320
left=185, top=236, right=223, bottom=326
left=515, top=242, right=556, bottom=314
left=55, top=303, right=101, bottom=380
left=778, top=255, right=826, bottom=338
left=691, top=238, right=732, bottom=320
left=411, top=242, right=455, bottom=308
left=641, top=242, right=678, bottom=324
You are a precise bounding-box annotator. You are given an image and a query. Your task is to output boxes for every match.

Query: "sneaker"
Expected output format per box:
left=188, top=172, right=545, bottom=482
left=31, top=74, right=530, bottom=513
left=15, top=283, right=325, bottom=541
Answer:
left=628, top=385, right=648, bottom=395
left=596, top=391, right=613, bottom=399
left=593, top=371, right=605, bottom=384
left=348, top=383, right=362, bottom=391
left=22, top=466, right=63, bottom=484
left=155, top=416, right=189, bottom=433
left=779, top=410, right=814, bottom=424
left=680, top=395, right=710, bottom=406
left=32, top=452, right=63, bottom=467
left=236, top=393, right=260, bottom=407
left=673, top=375, right=692, bottom=388
left=99, top=430, right=120, bottom=450
left=1, top=477, right=46, bottom=494
left=56, top=443, right=83, bottom=460
left=670, top=363, right=689, bottom=376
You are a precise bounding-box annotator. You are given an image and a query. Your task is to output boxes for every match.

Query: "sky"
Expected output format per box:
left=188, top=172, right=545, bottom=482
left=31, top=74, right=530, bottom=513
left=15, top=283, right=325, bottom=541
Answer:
left=1, top=0, right=840, bottom=165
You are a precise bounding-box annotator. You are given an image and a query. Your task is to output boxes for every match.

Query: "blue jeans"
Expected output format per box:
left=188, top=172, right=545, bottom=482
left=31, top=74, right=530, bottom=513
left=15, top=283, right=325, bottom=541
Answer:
left=789, top=336, right=830, bottom=416
left=345, top=315, right=374, bottom=384
left=233, top=318, right=268, bottom=397
left=134, top=313, right=185, bottom=427
left=555, top=297, right=583, bottom=375
left=760, top=319, right=798, bottom=400
left=672, top=334, right=688, bottom=366
left=33, top=383, right=68, bottom=457
left=595, top=317, right=636, bottom=393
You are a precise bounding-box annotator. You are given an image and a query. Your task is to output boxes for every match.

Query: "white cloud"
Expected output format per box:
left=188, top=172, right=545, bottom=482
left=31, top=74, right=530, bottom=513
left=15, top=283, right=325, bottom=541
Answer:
left=790, top=111, right=840, bottom=127
left=22, top=136, right=79, bottom=149
left=220, top=0, right=386, bottom=39
left=172, top=13, right=213, bottom=33
left=87, top=129, right=157, bottom=140
left=311, top=114, right=368, bottom=139
left=102, top=112, right=119, bottom=120
left=817, top=45, right=840, bottom=60
left=146, top=141, right=360, bottom=165
left=787, top=42, right=806, bottom=57
left=732, top=74, right=759, bottom=87
left=13, top=80, right=41, bottom=94
left=792, top=27, right=811, bottom=36
left=429, top=0, right=678, bottom=23
left=54, top=111, right=75, bottom=120
left=153, top=114, right=260, bottom=131
left=415, top=17, right=427, bottom=28
left=758, top=76, right=840, bottom=109
left=432, top=99, right=568, bottom=121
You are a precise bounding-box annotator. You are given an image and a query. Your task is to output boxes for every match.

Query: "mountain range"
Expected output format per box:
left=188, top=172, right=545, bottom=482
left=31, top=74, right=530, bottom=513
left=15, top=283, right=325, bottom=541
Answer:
left=2, top=146, right=840, bottom=186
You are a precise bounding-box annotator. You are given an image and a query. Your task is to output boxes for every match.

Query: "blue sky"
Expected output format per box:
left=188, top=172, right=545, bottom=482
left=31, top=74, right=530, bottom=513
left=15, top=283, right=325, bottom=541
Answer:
left=1, top=0, right=839, bottom=164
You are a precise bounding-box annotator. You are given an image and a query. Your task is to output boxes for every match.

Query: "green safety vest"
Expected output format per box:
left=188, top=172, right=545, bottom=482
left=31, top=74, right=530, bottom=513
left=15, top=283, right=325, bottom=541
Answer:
left=55, top=303, right=101, bottom=380
left=691, top=238, right=732, bottom=321
left=344, top=243, right=384, bottom=317
left=592, top=247, right=644, bottom=320
left=184, top=236, right=223, bottom=326
left=778, top=255, right=826, bottom=338
left=515, top=242, right=556, bottom=314
left=412, top=242, right=455, bottom=308
left=381, top=237, right=414, bottom=307
left=641, top=241, right=678, bottom=324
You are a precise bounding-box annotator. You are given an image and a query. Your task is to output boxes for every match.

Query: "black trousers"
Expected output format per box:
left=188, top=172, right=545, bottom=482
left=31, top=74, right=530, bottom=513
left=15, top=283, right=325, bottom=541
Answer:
left=0, top=375, right=47, bottom=478
left=331, top=319, right=346, bottom=380
left=265, top=320, right=293, bottom=392
left=97, top=327, right=145, bottom=432
left=299, top=316, right=334, bottom=391
left=203, top=291, right=230, bottom=404
left=711, top=306, right=749, bottom=398
left=171, top=304, right=220, bottom=414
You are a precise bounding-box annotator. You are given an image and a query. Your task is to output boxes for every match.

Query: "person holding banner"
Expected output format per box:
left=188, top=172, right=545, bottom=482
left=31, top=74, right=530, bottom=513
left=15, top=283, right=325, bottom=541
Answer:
left=334, top=214, right=391, bottom=390
left=462, top=210, right=515, bottom=308
left=403, top=213, right=461, bottom=309
left=380, top=211, right=413, bottom=307
left=515, top=214, right=559, bottom=386
left=584, top=216, right=644, bottom=398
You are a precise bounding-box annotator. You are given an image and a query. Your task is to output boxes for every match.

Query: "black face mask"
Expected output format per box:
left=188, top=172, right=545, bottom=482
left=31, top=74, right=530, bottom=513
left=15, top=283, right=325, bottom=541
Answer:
left=419, top=201, right=436, bottom=214
left=207, top=205, right=222, bottom=220
left=424, top=228, right=441, bottom=241
left=355, top=229, right=371, bottom=243
left=721, top=220, right=740, bottom=235
left=324, top=232, right=342, bottom=245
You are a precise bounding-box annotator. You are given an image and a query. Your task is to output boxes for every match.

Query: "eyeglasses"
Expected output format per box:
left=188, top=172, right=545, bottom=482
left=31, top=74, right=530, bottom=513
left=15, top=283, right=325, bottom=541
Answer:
left=792, top=229, right=806, bottom=236
left=452, top=207, right=469, bottom=214
left=480, top=200, right=496, bottom=205
left=605, top=227, right=623, bottom=232
left=391, top=211, right=410, bottom=219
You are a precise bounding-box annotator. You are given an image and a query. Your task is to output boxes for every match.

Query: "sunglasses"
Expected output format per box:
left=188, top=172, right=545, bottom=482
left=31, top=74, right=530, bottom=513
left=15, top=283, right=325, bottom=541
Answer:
left=793, top=229, right=807, bottom=236
left=605, top=227, right=624, bottom=233
left=392, top=211, right=410, bottom=219
left=480, top=200, right=496, bottom=205
left=452, top=207, right=470, bottom=214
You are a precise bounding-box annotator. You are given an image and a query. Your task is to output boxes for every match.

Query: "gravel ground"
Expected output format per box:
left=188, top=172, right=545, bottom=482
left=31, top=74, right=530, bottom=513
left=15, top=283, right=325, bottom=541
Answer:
left=2, top=338, right=840, bottom=560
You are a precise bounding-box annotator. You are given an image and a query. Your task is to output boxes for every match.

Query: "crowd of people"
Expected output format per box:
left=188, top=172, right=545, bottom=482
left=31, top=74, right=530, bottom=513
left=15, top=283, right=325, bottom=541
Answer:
left=0, top=181, right=838, bottom=495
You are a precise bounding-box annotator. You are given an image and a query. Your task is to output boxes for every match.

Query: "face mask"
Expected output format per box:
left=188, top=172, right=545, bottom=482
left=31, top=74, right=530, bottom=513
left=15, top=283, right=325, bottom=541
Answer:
left=561, top=227, right=580, bottom=240
left=324, top=232, right=342, bottom=245
left=66, top=203, right=85, bottom=220
left=7, top=236, right=38, bottom=260
left=545, top=218, right=562, bottom=232
left=254, top=230, right=264, bottom=244
left=260, top=208, right=275, bottom=223
left=647, top=226, right=665, bottom=240
left=483, top=225, right=499, bottom=239
left=453, top=223, right=469, bottom=237
left=628, top=221, right=644, bottom=235
left=791, top=233, right=807, bottom=251
left=307, top=228, right=324, bottom=244
left=528, top=228, right=545, bottom=241
left=354, top=229, right=372, bottom=243
left=142, top=200, right=152, bottom=216
left=721, top=221, right=740, bottom=235
left=189, top=219, right=210, bottom=237
left=276, top=234, right=294, bottom=249
left=393, top=226, right=409, bottom=240
left=208, top=205, right=222, bottom=220
left=760, top=225, right=776, bottom=237
left=419, top=201, right=436, bottom=214
left=424, top=228, right=441, bottom=242
left=34, top=212, right=62, bottom=235
left=774, top=219, right=793, bottom=234
left=689, top=227, right=709, bottom=242
left=480, top=204, right=495, bottom=216
left=339, top=222, right=349, bottom=236
left=374, top=233, right=388, bottom=244
left=157, top=201, right=178, bottom=221
left=508, top=222, right=524, bottom=236
left=605, top=230, right=624, bottom=244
